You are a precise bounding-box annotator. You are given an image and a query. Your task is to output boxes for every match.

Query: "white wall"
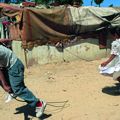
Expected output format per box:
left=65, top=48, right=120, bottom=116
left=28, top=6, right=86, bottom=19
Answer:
left=12, top=38, right=111, bottom=67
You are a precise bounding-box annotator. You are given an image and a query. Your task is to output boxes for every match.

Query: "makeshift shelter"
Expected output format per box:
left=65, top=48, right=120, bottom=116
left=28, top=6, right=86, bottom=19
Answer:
left=0, top=3, right=120, bottom=48
left=19, top=6, right=120, bottom=48
left=0, top=3, right=120, bottom=66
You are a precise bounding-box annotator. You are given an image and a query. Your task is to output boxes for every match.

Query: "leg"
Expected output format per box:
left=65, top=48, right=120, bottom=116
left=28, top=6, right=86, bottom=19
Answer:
left=113, top=71, right=120, bottom=93
left=113, top=71, right=120, bottom=82
left=117, top=77, right=120, bottom=83
left=8, top=59, right=46, bottom=117
left=8, top=59, right=39, bottom=107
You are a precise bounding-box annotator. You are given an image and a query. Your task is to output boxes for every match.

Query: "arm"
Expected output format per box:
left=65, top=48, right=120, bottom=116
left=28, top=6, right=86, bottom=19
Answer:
left=0, top=70, right=11, bottom=93
left=101, top=54, right=116, bottom=67
left=0, top=39, right=12, bottom=43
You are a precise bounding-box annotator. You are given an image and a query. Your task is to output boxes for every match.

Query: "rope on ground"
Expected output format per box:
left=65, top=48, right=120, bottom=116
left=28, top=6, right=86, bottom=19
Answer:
left=47, top=100, right=69, bottom=107
left=65, top=49, right=90, bottom=61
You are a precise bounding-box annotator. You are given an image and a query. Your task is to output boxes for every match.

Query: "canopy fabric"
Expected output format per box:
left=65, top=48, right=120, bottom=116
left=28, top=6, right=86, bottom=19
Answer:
left=69, top=6, right=120, bottom=34
left=0, top=3, right=120, bottom=48
left=22, top=6, right=71, bottom=48
left=0, top=3, right=22, bottom=16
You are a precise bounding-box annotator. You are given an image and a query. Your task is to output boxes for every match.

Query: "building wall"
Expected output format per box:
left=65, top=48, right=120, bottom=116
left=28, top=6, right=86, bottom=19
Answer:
left=12, top=38, right=112, bottom=67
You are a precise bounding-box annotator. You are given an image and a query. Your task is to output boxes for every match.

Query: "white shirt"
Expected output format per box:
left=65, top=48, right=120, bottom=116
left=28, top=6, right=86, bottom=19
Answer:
left=99, top=38, right=120, bottom=74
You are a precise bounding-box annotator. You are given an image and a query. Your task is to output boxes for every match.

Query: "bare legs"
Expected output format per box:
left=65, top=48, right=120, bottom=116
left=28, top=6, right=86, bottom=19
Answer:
left=117, top=77, right=120, bottom=83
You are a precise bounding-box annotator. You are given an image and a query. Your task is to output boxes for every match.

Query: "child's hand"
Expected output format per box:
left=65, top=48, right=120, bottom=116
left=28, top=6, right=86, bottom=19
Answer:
left=3, top=85, right=11, bottom=93
left=101, top=61, right=108, bottom=67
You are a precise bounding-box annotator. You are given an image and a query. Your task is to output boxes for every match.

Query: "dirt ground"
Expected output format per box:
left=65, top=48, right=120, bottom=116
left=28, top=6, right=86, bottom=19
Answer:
left=0, top=58, right=120, bottom=120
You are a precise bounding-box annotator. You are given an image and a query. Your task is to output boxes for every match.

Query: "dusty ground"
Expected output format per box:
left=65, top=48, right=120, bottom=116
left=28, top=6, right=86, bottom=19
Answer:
left=0, top=58, right=120, bottom=120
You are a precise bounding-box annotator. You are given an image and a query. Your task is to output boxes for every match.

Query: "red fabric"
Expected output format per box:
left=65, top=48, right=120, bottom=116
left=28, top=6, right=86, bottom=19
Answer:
left=36, top=101, right=42, bottom=107
left=98, top=31, right=107, bottom=49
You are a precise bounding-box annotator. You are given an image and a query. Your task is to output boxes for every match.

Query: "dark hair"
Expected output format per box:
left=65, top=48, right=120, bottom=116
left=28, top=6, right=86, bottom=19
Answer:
left=116, top=27, right=120, bottom=36
left=110, top=27, right=117, bottom=35
left=110, top=27, right=120, bottom=36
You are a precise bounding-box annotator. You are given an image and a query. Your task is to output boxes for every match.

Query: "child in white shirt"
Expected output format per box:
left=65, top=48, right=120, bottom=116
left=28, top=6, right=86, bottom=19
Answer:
left=99, top=27, right=120, bottom=86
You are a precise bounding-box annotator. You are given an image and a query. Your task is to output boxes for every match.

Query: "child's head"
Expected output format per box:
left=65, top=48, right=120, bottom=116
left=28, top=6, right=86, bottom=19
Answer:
left=110, top=27, right=120, bottom=39
left=115, top=27, right=120, bottom=37
left=110, top=27, right=116, bottom=36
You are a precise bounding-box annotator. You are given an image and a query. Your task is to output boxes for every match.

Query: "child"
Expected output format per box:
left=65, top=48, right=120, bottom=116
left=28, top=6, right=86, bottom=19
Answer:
left=99, top=27, right=120, bottom=92
left=0, top=44, right=46, bottom=118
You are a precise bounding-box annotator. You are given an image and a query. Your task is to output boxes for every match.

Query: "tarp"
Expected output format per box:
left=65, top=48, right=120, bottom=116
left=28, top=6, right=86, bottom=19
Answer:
left=22, top=6, right=71, bottom=48
left=69, top=6, right=120, bottom=34
left=22, top=6, right=120, bottom=48
left=0, top=3, right=120, bottom=48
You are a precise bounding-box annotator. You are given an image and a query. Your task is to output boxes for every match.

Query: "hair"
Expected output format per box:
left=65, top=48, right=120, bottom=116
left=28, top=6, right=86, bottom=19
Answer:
left=116, top=27, right=120, bottom=37
left=110, top=27, right=120, bottom=37
left=110, top=27, right=117, bottom=35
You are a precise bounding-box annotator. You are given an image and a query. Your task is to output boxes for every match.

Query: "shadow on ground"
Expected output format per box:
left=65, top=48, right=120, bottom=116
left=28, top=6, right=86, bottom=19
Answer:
left=14, top=104, right=52, bottom=120
left=102, top=83, right=120, bottom=96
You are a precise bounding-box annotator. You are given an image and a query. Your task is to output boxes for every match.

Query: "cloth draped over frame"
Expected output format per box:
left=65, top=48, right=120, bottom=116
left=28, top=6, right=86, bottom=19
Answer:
left=0, top=3, right=23, bottom=41
left=0, top=3, right=120, bottom=49
left=21, top=7, right=71, bottom=48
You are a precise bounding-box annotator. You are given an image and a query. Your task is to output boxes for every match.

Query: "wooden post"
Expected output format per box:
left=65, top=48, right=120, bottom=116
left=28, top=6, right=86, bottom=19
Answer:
left=24, top=48, right=28, bottom=68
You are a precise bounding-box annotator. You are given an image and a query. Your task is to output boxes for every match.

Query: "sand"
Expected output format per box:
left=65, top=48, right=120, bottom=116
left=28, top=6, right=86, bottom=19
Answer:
left=0, top=58, right=120, bottom=120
